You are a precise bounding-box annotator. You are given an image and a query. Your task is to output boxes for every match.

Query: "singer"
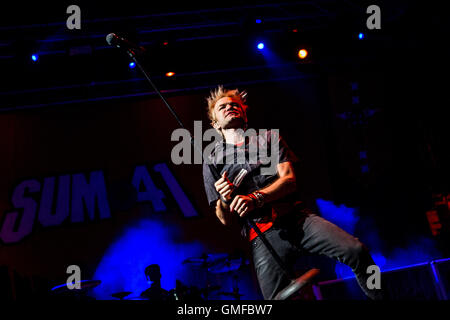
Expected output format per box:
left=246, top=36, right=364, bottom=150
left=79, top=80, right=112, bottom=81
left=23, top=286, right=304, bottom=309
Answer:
left=202, top=85, right=384, bottom=300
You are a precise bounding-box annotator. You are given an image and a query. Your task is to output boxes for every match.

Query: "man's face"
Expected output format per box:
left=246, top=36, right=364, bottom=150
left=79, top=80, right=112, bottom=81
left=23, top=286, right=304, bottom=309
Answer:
left=213, top=97, right=247, bottom=130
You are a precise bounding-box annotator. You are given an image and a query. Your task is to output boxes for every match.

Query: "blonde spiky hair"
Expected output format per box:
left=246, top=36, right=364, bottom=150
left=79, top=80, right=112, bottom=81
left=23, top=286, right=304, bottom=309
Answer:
left=205, top=85, right=248, bottom=126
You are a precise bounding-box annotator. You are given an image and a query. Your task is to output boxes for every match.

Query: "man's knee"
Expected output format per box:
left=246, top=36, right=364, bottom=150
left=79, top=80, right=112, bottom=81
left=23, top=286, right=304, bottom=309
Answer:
left=345, top=240, right=370, bottom=264
left=350, top=241, right=365, bottom=254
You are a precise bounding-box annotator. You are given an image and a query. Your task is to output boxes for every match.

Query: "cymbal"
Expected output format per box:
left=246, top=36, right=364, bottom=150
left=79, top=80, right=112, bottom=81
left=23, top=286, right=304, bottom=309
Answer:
left=182, top=253, right=229, bottom=268
left=111, top=291, right=132, bottom=300
left=51, top=280, right=101, bottom=294
left=125, top=296, right=150, bottom=300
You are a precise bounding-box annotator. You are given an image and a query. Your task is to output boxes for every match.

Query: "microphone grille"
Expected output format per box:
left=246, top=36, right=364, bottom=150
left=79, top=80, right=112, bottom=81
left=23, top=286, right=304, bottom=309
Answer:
left=106, top=33, right=117, bottom=46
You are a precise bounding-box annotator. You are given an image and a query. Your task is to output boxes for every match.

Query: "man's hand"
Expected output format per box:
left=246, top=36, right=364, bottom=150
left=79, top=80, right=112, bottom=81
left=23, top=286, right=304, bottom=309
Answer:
left=214, top=171, right=234, bottom=202
left=230, top=195, right=255, bottom=218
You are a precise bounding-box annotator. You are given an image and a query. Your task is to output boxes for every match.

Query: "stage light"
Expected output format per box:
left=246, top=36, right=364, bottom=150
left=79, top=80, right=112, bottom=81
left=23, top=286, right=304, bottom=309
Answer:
left=257, top=42, right=265, bottom=50
left=255, top=19, right=262, bottom=24
left=298, top=49, right=308, bottom=59
left=166, top=72, right=175, bottom=77
left=129, top=62, right=136, bottom=69
left=31, top=54, right=38, bottom=62
left=358, top=33, right=364, bottom=39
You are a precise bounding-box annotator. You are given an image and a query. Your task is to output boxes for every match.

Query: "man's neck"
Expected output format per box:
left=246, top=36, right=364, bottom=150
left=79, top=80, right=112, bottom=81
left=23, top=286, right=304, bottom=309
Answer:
left=222, top=127, right=245, bottom=145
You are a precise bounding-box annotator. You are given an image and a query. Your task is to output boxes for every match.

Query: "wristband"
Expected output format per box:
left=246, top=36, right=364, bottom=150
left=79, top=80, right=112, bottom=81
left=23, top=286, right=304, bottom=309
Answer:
left=251, top=191, right=265, bottom=208
left=221, top=196, right=231, bottom=205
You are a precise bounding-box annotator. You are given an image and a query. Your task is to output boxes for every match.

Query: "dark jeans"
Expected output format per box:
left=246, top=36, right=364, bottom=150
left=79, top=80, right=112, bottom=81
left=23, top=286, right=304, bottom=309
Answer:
left=251, top=211, right=384, bottom=300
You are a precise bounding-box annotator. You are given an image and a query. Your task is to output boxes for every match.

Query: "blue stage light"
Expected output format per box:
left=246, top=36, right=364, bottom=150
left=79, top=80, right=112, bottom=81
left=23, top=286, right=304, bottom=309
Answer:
left=129, top=62, right=136, bottom=69
left=31, top=54, right=38, bottom=62
left=358, top=33, right=364, bottom=39
left=257, top=42, right=265, bottom=50
left=255, top=19, right=262, bottom=24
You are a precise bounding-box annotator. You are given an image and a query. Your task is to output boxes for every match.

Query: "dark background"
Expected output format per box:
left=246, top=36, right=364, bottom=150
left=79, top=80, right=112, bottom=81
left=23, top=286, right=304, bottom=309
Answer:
left=0, top=0, right=449, bottom=299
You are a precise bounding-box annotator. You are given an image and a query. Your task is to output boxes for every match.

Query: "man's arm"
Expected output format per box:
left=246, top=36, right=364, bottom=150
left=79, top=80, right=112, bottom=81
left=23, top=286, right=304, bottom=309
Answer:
left=230, top=161, right=296, bottom=217
left=213, top=171, right=237, bottom=226
left=215, top=198, right=233, bottom=226
left=258, top=161, right=297, bottom=203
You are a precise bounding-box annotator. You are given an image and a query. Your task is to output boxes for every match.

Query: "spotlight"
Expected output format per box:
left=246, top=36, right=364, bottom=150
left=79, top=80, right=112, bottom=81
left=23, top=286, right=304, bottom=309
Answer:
left=255, top=19, right=262, bottom=24
left=31, top=54, right=38, bottom=62
left=298, top=49, right=308, bottom=59
left=358, top=33, right=364, bottom=39
left=165, top=72, right=175, bottom=77
left=257, top=42, right=265, bottom=50
left=129, top=62, right=136, bottom=69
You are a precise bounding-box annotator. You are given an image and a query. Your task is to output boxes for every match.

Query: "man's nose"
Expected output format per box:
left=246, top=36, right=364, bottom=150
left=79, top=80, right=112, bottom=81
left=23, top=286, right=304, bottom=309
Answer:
left=226, top=103, right=237, bottom=111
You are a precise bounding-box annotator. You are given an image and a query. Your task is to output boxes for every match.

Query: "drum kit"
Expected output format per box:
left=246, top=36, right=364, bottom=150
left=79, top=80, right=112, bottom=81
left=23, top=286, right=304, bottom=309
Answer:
left=49, top=280, right=101, bottom=300
left=178, top=252, right=249, bottom=301
left=49, top=252, right=250, bottom=301
left=112, top=252, right=249, bottom=301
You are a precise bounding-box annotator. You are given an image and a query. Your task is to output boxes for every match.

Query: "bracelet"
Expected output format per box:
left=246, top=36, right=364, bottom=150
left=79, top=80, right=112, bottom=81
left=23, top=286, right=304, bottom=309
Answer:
left=251, top=191, right=265, bottom=208
left=221, top=196, right=231, bottom=205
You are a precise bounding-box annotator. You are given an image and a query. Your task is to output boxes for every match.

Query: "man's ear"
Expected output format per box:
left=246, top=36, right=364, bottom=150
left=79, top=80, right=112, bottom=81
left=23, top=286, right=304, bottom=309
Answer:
left=212, top=121, right=221, bottom=130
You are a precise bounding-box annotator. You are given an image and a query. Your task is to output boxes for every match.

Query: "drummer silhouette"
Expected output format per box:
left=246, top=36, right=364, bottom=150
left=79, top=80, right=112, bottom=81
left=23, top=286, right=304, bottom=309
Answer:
left=140, top=264, right=169, bottom=300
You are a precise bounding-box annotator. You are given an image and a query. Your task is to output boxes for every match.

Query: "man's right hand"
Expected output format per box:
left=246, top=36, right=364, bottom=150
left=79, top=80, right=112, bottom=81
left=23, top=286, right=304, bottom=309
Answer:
left=214, top=171, right=234, bottom=203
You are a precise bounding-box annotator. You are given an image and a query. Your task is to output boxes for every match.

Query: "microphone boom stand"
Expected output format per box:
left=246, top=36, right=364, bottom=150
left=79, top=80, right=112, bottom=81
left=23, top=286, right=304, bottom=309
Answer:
left=125, top=48, right=319, bottom=300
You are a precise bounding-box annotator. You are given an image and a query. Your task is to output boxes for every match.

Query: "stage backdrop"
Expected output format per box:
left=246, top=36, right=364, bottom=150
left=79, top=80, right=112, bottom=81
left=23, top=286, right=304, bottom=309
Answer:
left=0, top=78, right=334, bottom=299
left=0, top=73, right=441, bottom=299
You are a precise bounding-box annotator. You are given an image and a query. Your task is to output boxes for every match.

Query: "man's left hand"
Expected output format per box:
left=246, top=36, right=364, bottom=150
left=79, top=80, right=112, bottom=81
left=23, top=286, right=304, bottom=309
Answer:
left=230, top=195, right=255, bottom=217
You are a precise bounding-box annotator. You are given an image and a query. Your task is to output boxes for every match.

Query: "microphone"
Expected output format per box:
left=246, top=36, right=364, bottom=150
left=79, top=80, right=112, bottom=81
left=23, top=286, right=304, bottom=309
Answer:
left=106, top=33, right=146, bottom=55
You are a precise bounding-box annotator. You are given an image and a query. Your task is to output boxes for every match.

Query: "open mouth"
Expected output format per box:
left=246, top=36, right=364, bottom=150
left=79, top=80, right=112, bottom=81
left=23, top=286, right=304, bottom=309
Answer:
left=226, top=111, right=239, bottom=117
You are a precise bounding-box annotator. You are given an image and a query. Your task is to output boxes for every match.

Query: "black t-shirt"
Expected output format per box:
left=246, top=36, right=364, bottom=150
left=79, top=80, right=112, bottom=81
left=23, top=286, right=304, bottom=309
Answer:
left=140, top=285, right=170, bottom=300
left=202, top=130, right=300, bottom=237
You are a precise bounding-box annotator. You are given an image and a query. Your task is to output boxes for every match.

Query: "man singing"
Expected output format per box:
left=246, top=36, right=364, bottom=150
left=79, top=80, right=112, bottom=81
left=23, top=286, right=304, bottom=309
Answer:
left=202, top=85, right=383, bottom=300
